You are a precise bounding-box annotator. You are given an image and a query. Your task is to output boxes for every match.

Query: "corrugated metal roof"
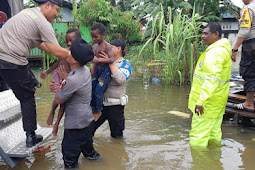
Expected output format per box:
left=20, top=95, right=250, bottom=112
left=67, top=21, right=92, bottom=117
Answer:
left=59, top=8, right=73, bottom=22
left=221, top=13, right=236, bottom=19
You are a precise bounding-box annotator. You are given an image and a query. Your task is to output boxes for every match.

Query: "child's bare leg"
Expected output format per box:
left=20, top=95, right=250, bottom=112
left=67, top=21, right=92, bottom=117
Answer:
left=92, top=110, right=102, bottom=121
left=47, top=100, right=58, bottom=126
left=52, top=104, right=65, bottom=136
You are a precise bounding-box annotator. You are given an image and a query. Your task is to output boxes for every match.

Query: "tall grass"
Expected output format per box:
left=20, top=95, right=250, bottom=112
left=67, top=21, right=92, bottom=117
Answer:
left=140, top=4, right=206, bottom=85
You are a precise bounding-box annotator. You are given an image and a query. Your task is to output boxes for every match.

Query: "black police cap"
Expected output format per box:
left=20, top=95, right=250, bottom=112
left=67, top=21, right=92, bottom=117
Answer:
left=70, top=39, right=94, bottom=65
left=33, top=0, right=63, bottom=7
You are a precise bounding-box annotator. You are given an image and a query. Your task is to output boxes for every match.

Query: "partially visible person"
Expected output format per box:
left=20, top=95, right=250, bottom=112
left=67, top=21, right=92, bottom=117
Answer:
left=231, top=0, right=255, bottom=112
left=0, top=0, right=71, bottom=147
left=0, top=0, right=12, bottom=90
left=0, top=0, right=11, bottom=29
left=188, top=22, right=232, bottom=147
left=40, top=28, right=81, bottom=136
left=7, top=0, right=24, bottom=17
left=92, top=39, right=132, bottom=139
left=90, top=22, right=115, bottom=121
left=54, top=38, right=101, bottom=168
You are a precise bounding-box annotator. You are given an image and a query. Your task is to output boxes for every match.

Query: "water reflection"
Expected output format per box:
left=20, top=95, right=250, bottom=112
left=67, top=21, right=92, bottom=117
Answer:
left=190, top=145, right=223, bottom=170
left=2, top=73, right=255, bottom=169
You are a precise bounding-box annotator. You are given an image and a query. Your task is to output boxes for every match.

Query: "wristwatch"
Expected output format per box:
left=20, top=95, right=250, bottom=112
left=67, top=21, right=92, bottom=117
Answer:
left=232, top=49, right=238, bottom=53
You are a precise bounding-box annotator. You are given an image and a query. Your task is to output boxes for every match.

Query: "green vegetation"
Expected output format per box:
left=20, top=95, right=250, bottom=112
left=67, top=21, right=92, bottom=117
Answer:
left=139, top=5, right=205, bottom=85
left=124, top=0, right=239, bottom=85
left=77, top=0, right=141, bottom=44
left=24, top=0, right=240, bottom=84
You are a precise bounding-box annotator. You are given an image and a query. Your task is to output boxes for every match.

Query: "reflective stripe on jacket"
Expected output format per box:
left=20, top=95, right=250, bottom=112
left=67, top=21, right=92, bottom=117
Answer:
left=188, top=38, right=232, bottom=118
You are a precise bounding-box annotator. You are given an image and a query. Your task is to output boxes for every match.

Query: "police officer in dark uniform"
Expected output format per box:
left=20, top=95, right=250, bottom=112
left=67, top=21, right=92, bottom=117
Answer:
left=0, top=0, right=71, bottom=147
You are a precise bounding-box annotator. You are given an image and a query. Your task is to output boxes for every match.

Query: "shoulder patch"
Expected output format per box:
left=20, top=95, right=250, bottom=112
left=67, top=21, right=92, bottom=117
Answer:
left=240, top=8, right=252, bottom=28
left=60, top=79, right=66, bottom=90
left=120, top=60, right=132, bottom=80
left=198, top=59, right=203, bottom=70
left=0, top=12, right=7, bottom=23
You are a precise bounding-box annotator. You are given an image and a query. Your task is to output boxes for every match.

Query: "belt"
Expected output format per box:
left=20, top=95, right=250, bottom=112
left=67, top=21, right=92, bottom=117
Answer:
left=104, top=97, right=120, bottom=103
left=243, top=38, right=255, bottom=45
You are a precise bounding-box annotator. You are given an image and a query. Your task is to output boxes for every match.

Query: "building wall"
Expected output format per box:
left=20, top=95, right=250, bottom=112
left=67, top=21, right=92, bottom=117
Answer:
left=220, top=21, right=241, bottom=74
left=220, top=21, right=239, bottom=31
left=29, top=22, right=92, bottom=58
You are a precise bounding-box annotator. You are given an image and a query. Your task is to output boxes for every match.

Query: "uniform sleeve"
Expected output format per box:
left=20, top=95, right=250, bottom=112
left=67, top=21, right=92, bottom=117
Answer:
left=57, top=78, right=77, bottom=102
left=111, top=60, right=132, bottom=84
left=39, top=23, right=58, bottom=44
left=238, top=8, right=254, bottom=38
left=196, top=48, right=228, bottom=106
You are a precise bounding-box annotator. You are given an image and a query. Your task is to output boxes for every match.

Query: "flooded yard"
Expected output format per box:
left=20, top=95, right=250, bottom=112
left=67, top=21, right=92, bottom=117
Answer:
left=5, top=70, right=255, bottom=170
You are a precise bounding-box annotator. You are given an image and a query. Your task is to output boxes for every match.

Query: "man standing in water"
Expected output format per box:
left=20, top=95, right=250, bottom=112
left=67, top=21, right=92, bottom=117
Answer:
left=188, top=22, right=232, bottom=147
left=0, top=0, right=71, bottom=147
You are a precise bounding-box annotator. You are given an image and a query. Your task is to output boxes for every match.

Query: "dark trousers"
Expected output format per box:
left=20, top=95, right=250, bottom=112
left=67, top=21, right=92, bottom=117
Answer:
left=0, top=59, right=37, bottom=132
left=94, top=105, right=125, bottom=138
left=62, top=121, right=95, bottom=168
left=240, top=40, right=255, bottom=92
left=91, top=65, right=111, bottom=112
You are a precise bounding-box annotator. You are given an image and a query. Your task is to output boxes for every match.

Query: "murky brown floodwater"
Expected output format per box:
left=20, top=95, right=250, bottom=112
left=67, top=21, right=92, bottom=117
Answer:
left=3, top=69, right=255, bottom=170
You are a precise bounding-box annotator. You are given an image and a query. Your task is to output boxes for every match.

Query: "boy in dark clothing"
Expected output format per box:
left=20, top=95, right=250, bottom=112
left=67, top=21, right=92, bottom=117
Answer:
left=90, top=22, right=115, bottom=121
left=54, top=38, right=101, bottom=168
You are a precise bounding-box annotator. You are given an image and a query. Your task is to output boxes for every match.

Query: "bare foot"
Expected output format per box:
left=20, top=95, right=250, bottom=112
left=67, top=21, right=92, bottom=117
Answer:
left=93, top=110, right=102, bottom=121
left=47, top=111, right=55, bottom=126
left=243, top=102, right=254, bottom=110
left=51, top=124, right=59, bottom=137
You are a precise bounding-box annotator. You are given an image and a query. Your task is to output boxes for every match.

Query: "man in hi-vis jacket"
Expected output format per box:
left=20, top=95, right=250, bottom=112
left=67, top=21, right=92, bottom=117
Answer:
left=189, top=22, right=232, bottom=147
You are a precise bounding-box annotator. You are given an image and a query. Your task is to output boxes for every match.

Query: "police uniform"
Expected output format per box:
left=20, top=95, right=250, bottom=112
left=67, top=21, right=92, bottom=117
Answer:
left=94, top=57, right=132, bottom=138
left=0, top=7, right=58, bottom=134
left=58, top=38, right=100, bottom=168
left=238, top=0, right=255, bottom=92
left=58, top=66, right=96, bottom=168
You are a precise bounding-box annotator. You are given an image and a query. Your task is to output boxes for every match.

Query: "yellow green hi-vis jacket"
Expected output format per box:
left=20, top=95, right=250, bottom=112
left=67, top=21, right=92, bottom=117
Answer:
left=188, top=38, right=232, bottom=118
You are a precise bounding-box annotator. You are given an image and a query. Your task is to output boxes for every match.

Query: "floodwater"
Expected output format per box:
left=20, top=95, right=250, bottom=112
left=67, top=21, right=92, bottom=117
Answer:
left=4, top=70, right=255, bottom=170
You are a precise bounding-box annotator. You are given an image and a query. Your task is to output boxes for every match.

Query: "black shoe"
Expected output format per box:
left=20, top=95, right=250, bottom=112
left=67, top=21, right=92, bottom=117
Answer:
left=111, top=135, right=123, bottom=139
left=83, top=150, right=101, bottom=160
left=64, top=162, right=78, bottom=169
left=26, top=132, right=43, bottom=147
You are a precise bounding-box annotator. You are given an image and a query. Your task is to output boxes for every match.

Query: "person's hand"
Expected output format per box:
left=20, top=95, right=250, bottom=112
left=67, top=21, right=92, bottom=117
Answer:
left=99, top=51, right=109, bottom=59
left=231, top=51, right=237, bottom=62
left=49, top=80, right=59, bottom=93
left=57, top=65, right=68, bottom=80
left=90, top=63, right=97, bottom=74
left=99, top=51, right=115, bottom=64
left=40, top=71, right=48, bottom=79
left=91, top=57, right=98, bottom=63
left=195, top=105, right=204, bottom=116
